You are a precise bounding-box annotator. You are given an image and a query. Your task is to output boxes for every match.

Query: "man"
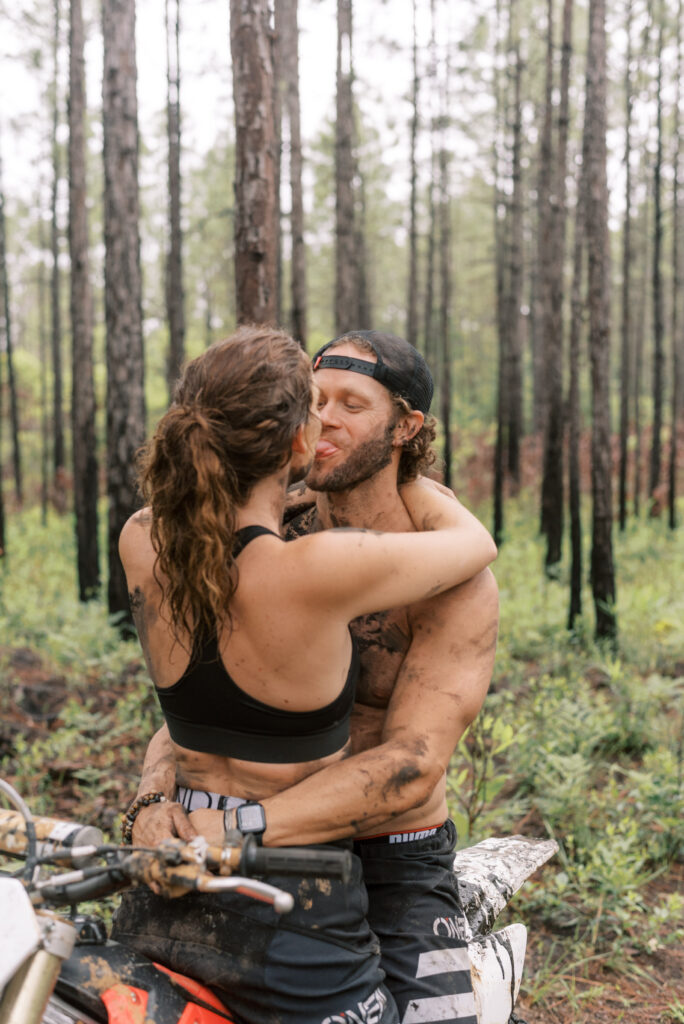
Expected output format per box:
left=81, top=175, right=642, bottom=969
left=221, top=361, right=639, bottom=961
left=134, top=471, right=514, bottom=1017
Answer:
left=130, top=330, right=499, bottom=1024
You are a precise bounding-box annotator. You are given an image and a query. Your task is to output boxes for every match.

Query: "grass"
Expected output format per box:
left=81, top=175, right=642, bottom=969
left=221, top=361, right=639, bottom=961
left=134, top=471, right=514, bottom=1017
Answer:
left=1, top=495, right=683, bottom=1016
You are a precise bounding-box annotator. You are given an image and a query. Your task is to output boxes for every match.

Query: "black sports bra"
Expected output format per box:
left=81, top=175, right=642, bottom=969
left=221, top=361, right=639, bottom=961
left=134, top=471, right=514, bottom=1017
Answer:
left=155, top=526, right=358, bottom=763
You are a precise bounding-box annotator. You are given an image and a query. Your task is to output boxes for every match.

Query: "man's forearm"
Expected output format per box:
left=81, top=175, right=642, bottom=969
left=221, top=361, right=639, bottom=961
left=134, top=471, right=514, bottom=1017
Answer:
left=260, top=738, right=440, bottom=846
left=136, top=726, right=177, bottom=799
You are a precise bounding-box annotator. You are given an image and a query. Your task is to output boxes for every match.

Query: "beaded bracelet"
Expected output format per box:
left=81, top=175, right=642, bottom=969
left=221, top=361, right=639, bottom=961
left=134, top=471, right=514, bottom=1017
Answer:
left=121, top=791, right=167, bottom=845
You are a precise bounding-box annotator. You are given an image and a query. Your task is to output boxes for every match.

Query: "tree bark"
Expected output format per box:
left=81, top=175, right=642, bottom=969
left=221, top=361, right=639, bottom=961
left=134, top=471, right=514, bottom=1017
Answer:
left=69, top=0, right=100, bottom=600
left=583, top=0, right=617, bottom=641
left=567, top=179, right=585, bottom=630
left=541, top=0, right=573, bottom=572
left=51, top=0, right=66, bottom=511
left=406, top=0, right=419, bottom=350
left=102, top=0, right=146, bottom=621
left=505, top=39, right=524, bottom=488
left=649, top=4, right=665, bottom=501
left=165, top=0, right=185, bottom=395
left=335, top=0, right=357, bottom=334
left=493, top=0, right=509, bottom=545
left=669, top=0, right=682, bottom=530
left=422, top=0, right=438, bottom=366
left=230, top=0, right=278, bottom=325
left=536, top=3, right=554, bottom=462
left=619, top=0, right=634, bottom=531
left=275, top=0, right=307, bottom=346
left=0, top=150, right=23, bottom=507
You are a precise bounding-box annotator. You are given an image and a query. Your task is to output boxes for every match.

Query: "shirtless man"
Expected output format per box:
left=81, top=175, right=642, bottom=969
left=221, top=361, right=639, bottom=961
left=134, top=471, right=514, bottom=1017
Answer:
left=130, top=330, right=499, bottom=1024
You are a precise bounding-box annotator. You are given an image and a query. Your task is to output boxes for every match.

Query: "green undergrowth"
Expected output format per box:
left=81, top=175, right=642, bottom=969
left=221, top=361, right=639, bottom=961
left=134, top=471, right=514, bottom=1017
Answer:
left=1, top=498, right=683, bottom=1005
left=448, top=494, right=684, bottom=1005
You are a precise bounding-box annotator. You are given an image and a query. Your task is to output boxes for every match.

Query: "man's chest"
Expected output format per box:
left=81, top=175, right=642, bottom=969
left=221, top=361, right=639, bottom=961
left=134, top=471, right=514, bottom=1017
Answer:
left=350, top=606, right=411, bottom=708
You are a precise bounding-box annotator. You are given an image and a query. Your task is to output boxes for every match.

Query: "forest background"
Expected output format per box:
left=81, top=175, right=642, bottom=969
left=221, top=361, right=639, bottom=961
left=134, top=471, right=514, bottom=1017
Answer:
left=0, top=0, right=683, bottom=1021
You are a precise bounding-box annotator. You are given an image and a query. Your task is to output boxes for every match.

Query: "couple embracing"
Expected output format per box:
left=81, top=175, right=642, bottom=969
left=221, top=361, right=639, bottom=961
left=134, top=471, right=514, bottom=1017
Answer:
left=113, top=326, right=499, bottom=1024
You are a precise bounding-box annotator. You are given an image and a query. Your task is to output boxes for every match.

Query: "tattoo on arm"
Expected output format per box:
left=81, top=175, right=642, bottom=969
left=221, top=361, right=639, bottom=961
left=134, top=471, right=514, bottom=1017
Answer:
left=129, top=586, right=154, bottom=675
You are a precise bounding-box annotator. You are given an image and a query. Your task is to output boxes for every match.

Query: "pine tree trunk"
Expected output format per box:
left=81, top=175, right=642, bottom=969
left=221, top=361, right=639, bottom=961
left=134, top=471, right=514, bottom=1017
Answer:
left=422, top=0, right=438, bottom=366
left=69, top=0, right=100, bottom=600
left=406, top=0, right=419, bottom=350
left=51, top=0, right=66, bottom=510
left=537, top=2, right=554, bottom=474
left=38, top=196, right=49, bottom=526
left=506, top=41, right=524, bottom=487
left=567, top=181, right=585, bottom=630
left=438, top=93, right=452, bottom=487
left=619, top=0, right=634, bottom=531
left=649, top=7, right=665, bottom=500
left=103, top=0, right=146, bottom=621
left=583, top=0, right=617, bottom=641
left=335, top=0, right=356, bottom=334
left=669, top=0, right=682, bottom=529
left=165, top=0, right=185, bottom=395
left=230, top=0, right=278, bottom=325
left=275, top=0, right=307, bottom=346
left=492, top=0, right=509, bottom=545
left=0, top=152, right=23, bottom=506
left=0, top=343, right=4, bottom=557
left=542, top=0, right=573, bottom=571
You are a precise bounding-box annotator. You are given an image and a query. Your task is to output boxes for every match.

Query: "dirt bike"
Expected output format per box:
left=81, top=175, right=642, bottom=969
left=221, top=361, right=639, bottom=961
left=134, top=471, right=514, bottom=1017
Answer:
left=0, top=778, right=557, bottom=1024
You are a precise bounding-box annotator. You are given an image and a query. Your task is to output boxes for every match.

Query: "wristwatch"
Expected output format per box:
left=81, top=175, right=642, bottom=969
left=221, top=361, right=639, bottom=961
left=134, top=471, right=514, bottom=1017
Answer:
left=235, top=802, right=267, bottom=845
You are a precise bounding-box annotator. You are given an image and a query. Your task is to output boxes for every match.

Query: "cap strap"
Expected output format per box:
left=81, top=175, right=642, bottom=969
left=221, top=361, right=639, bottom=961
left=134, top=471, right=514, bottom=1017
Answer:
left=313, top=354, right=380, bottom=379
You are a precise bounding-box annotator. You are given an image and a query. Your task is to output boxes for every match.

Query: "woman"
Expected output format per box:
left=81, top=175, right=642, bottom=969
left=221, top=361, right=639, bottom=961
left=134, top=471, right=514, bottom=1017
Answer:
left=112, top=324, right=496, bottom=1024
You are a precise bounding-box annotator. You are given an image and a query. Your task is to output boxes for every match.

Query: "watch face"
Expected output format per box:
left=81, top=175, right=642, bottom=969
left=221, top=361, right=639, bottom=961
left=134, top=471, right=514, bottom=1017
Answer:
left=238, top=803, right=266, bottom=833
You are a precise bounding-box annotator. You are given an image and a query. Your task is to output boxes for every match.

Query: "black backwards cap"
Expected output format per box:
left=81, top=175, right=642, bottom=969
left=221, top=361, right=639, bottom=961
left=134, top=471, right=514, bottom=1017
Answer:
left=312, top=330, right=434, bottom=414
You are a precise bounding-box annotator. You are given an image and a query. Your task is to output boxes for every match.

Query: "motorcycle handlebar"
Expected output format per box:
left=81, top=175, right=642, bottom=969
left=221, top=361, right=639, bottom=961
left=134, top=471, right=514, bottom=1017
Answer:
left=240, top=838, right=352, bottom=883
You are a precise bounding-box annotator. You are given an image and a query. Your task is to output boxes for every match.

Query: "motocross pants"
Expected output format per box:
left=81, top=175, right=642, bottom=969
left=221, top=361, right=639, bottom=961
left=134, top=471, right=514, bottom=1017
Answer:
left=111, top=840, right=399, bottom=1024
left=355, top=820, right=477, bottom=1024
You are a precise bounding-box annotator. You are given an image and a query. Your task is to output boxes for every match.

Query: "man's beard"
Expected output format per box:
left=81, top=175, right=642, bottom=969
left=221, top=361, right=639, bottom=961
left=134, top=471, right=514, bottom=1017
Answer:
left=307, top=424, right=395, bottom=493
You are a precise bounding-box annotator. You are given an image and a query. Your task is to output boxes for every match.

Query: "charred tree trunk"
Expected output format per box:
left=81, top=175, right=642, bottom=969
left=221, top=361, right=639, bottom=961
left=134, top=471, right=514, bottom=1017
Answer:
left=619, top=0, right=634, bottom=531
left=335, top=0, right=356, bottom=334
left=69, top=0, right=99, bottom=600
left=165, top=0, right=185, bottom=395
left=0, top=152, right=23, bottom=506
left=406, top=0, right=419, bottom=350
left=583, top=0, right=617, bottom=642
left=102, top=0, right=146, bottom=622
left=649, top=7, right=665, bottom=501
left=51, top=0, right=66, bottom=511
left=230, top=0, right=278, bottom=325
left=275, top=0, right=307, bottom=346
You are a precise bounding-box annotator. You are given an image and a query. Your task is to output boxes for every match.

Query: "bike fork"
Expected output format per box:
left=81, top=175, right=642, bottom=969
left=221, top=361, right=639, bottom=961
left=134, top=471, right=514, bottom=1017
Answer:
left=0, top=914, right=75, bottom=1024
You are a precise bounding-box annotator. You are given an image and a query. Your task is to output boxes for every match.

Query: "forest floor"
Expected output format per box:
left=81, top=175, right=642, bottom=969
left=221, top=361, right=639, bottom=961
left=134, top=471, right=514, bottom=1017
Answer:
left=2, top=428, right=683, bottom=1022
left=2, top=640, right=682, bottom=1024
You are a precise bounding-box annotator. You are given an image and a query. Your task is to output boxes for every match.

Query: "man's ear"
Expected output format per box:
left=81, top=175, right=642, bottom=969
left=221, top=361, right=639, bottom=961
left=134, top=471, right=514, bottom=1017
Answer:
left=392, top=410, right=424, bottom=447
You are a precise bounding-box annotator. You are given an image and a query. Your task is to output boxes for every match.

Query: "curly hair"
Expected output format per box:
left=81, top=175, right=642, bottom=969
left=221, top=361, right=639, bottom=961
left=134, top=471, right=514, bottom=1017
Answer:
left=324, top=336, right=437, bottom=483
left=138, top=325, right=312, bottom=641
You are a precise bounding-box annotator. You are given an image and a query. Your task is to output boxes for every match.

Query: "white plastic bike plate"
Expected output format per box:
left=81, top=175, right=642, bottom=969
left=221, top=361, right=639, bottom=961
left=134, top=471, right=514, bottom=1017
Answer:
left=0, top=877, right=42, bottom=991
left=468, top=922, right=527, bottom=1024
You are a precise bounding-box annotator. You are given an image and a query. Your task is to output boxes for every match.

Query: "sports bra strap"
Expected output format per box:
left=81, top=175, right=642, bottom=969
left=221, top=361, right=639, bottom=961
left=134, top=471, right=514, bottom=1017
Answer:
left=232, top=525, right=281, bottom=557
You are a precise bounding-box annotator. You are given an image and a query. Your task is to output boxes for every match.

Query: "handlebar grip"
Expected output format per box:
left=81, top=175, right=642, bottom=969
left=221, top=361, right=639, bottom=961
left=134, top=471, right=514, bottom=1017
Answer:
left=240, top=838, right=352, bottom=883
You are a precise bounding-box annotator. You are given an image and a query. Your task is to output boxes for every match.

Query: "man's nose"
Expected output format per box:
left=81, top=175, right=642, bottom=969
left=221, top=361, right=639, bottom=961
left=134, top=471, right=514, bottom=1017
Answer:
left=318, top=400, right=341, bottom=428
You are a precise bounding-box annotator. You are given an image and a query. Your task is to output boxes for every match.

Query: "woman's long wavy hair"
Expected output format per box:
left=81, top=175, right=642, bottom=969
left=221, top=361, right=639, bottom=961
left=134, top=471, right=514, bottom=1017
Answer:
left=138, top=325, right=312, bottom=642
